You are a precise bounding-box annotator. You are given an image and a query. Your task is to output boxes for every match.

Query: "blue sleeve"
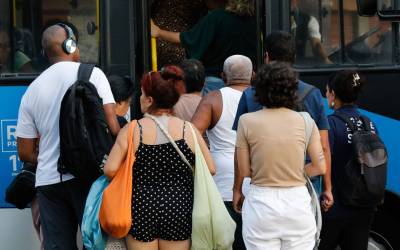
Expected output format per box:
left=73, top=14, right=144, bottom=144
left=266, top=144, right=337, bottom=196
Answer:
left=232, top=92, right=248, bottom=131
left=310, top=88, right=330, bottom=130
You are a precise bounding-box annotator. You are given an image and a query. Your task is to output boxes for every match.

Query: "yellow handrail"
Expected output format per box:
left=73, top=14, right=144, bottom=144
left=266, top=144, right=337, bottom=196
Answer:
left=151, top=37, right=158, bottom=71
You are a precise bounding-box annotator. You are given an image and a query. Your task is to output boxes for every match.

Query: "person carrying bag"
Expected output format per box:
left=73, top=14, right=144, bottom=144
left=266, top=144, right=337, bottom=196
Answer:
left=99, top=121, right=137, bottom=238
left=146, top=114, right=236, bottom=250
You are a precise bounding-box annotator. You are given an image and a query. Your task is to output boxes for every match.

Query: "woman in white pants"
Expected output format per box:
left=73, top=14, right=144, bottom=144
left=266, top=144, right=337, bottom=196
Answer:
left=233, top=62, right=326, bottom=250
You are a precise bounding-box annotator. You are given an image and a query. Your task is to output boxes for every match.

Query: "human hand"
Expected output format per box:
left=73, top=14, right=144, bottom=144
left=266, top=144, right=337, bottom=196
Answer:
left=320, top=190, right=334, bottom=212
left=150, top=19, right=160, bottom=38
left=233, top=190, right=245, bottom=213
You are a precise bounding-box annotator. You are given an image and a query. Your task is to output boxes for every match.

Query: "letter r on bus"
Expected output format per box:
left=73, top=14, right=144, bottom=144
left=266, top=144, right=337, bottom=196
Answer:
left=7, top=125, right=17, bottom=141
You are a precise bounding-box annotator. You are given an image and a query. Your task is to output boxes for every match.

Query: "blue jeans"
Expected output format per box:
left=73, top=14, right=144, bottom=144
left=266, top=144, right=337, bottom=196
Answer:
left=201, top=76, right=225, bottom=96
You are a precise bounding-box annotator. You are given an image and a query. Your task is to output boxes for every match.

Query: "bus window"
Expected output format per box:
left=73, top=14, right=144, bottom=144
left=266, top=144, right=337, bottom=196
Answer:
left=290, top=0, right=394, bottom=68
left=290, top=0, right=337, bottom=67
left=0, top=0, right=99, bottom=75
left=342, top=2, right=392, bottom=65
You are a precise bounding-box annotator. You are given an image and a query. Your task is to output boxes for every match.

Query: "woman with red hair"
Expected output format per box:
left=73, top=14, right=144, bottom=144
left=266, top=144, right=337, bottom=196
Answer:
left=104, top=66, right=215, bottom=250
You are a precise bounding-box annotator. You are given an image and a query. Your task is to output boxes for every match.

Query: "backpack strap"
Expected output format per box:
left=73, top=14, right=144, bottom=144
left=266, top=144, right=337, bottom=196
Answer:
left=297, top=83, right=315, bottom=103
left=78, top=63, right=95, bottom=82
left=331, top=112, right=357, bottom=133
left=359, top=115, right=372, bottom=132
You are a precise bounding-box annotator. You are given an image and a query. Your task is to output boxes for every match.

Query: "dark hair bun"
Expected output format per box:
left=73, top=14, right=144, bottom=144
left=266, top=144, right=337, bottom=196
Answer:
left=327, top=70, right=364, bottom=103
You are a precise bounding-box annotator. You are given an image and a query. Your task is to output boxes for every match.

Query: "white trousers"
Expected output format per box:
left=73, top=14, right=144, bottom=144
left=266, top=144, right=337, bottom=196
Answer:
left=242, top=185, right=316, bottom=250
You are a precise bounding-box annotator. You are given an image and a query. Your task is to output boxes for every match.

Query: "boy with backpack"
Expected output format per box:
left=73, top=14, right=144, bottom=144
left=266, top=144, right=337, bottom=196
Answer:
left=16, top=24, right=119, bottom=249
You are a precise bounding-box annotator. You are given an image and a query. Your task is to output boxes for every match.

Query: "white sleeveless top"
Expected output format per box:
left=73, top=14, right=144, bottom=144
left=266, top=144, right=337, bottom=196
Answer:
left=207, top=87, right=249, bottom=201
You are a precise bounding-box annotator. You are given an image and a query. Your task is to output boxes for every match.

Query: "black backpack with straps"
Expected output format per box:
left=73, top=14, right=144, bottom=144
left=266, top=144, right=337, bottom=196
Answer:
left=58, top=63, right=114, bottom=184
left=332, top=113, right=387, bottom=208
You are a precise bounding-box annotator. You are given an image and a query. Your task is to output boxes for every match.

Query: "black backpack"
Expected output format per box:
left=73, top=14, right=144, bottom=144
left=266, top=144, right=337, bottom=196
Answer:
left=333, top=113, right=388, bottom=208
left=58, top=64, right=114, bottom=184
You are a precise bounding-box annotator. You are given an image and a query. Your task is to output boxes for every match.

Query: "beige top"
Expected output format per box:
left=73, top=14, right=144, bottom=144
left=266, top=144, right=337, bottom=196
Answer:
left=236, top=108, right=321, bottom=187
left=173, top=93, right=202, bottom=121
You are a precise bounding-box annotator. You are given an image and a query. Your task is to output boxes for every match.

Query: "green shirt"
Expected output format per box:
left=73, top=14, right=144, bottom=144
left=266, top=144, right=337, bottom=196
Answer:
left=180, top=8, right=257, bottom=76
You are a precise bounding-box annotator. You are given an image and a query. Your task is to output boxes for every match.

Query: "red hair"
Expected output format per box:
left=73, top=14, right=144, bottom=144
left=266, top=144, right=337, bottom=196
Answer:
left=141, top=65, right=185, bottom=109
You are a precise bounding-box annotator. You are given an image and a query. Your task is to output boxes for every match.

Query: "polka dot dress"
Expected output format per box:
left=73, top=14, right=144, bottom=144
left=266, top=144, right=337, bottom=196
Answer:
left=129, top=121, right=195, bottom=242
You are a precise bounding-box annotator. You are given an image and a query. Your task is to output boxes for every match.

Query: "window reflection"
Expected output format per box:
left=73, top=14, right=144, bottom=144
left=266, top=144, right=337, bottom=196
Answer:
left=0, top=0, right=98, bottom=75
left=291, top=0, right=394, bottom=68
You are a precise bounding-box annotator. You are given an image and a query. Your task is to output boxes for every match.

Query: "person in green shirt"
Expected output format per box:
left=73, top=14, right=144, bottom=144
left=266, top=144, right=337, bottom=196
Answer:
left=151, top=0, right=257, bottom=95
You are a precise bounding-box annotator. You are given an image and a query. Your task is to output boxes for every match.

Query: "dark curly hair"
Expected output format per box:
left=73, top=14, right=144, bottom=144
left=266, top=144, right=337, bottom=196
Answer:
left=327, top=70, right=364, bottom=103
left=255, top=62, right=299, bottom=109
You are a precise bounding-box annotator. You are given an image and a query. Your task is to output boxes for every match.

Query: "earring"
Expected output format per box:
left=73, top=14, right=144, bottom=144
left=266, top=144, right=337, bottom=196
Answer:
left=330, top=101, right=335, bottom=108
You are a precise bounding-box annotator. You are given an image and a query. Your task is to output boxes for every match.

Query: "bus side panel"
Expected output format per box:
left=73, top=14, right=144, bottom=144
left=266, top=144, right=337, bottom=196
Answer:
left=0, top=85, right=40, bottom=249
left=0, top=209, right=40, bottom=249
left=0, top=86, right=27, bottom=208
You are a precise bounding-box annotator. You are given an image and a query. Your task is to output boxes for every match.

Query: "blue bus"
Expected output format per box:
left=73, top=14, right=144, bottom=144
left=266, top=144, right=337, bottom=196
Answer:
left=0, top=0, right=398, bottom=249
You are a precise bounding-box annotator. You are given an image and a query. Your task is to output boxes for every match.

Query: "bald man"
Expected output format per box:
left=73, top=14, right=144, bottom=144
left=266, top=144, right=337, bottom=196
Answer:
left=16, top=24, right=119, bottom=250
left=191, top=55, right=252, bottom=250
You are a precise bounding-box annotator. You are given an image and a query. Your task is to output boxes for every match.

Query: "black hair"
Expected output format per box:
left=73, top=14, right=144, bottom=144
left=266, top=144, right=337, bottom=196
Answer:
left=180, top=59, right=205, bottom=93
left=108, top=75, right=134, bottom=103
left=327, top=70, right=364, bottom=103
left=254, top=62, right=298, bottom=109
left=265, top=31, right=296, bottom=64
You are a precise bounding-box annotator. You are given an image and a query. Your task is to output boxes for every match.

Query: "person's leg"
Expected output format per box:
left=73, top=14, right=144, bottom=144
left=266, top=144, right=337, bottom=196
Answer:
left=125, top=235, right=158, bottom=250
left=202, top=76, right=225, bottom=96
left=318, top=216, right=345, bottom=250
left=280, top=186, right=316, bottom=250
left=225, top=201, right=246, bottom=250
left=37, top=182, right=78, bottom=250
left=31, top=196, right=44, bottom=250
left=67, top=178, right=91, bottom=250
left=159, top=239, right=190, bottom=250
left=67, top=178, right=91, bottom=226
left=339, top=211, right=374, bottom=250
left=242, top=186, right=281, bottom=250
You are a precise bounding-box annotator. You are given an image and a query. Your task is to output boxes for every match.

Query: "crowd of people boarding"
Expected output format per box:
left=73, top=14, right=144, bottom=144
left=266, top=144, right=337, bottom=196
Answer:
left=15, top=0, right=380, bottom=250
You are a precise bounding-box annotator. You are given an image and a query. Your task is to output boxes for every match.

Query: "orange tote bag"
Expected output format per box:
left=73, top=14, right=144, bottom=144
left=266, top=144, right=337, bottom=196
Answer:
left=99, top=121, right=137, bottom=238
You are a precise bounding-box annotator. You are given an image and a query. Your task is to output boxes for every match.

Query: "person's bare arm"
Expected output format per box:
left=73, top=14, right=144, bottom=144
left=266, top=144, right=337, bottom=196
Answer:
left=319, top=130, right=334, bottom=211
left=17, top=137, right=39, bottom=164
left=192, top=126, right=216, bottom=175
left=103, top=125, right=129, bottom=179
left=103, top=103, right=121, bottom=136
left=305, top=126, right=326, bottom=177
left=310, top=38, right=332, bottom=64
left=151, top=20, right=181, bottom=44
left=233, top=146, right=251, bottom=213
left=191, top=93, right=215, bottom=135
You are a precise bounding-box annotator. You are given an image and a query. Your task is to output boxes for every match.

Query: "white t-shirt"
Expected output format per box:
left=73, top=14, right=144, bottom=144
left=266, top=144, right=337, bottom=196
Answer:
left=16, top=61, right=115, bottom=187
left=307, top=16, right=322, bottom=40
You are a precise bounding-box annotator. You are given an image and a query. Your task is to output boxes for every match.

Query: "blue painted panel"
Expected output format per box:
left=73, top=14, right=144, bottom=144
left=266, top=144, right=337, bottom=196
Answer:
left=0, top=86, right=27, bottom=208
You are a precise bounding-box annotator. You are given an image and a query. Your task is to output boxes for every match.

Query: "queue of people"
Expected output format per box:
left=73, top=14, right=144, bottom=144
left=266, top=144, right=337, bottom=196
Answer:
left=15, top=1, right=383, bottom=249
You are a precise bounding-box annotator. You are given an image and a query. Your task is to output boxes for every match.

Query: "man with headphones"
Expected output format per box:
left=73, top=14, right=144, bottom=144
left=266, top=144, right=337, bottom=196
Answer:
left=16, top=24, right=120, bottom=249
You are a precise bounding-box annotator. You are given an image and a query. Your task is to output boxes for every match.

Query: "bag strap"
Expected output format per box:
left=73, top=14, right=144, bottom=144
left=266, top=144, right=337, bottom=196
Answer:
left=359, top=115, right=372, bottom=132
left=77, top=63, right=95, bottom=83
left=297, top=83, right=315, bottom=103
left=144, top=114, right=194, bottom=172
left=299, top=112, right=322, bottom=245
left=331, top=112, right=357, bottom=132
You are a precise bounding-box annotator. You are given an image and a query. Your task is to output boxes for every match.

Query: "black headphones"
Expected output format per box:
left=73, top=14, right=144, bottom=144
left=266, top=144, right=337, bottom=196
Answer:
left=57, top=23, right=77, bottom=54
